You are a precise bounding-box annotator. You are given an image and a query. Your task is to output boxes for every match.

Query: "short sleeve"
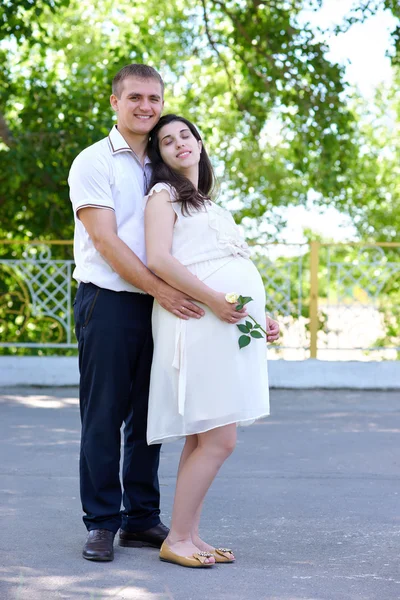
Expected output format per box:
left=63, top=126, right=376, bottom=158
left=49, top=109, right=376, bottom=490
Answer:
left=144, top=182, right=182, bottom=219
left=68, top=149, right=115, bottom=216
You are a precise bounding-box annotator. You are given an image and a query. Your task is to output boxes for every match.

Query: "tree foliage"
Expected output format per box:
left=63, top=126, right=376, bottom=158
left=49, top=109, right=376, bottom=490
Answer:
left=345, top=76, right=400, bottom=243
left=0, top=0, right=71, bottom=41
left=0, top=0, right=399, bottom=241
left=329, top=0, right=400, bottom=65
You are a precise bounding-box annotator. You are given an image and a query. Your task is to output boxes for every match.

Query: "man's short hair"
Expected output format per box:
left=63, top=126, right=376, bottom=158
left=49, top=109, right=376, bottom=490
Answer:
left=112, top=64, right=164, bottom=97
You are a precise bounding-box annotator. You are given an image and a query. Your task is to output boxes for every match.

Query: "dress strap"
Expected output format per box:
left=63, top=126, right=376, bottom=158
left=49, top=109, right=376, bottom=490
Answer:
left=144, top=182, right=182, bottom=220
left=145, top=182, right=175, bottom=201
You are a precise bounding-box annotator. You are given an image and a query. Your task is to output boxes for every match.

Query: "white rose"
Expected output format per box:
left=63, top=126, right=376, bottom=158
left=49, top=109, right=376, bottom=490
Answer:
left=225, top=292, right=239, bottom=304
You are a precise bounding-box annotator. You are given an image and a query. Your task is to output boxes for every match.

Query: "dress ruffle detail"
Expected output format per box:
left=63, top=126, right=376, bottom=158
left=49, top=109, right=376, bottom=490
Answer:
left=207, top=203, right=251, bottom=259
left=144, top=182, right=176, bottom=205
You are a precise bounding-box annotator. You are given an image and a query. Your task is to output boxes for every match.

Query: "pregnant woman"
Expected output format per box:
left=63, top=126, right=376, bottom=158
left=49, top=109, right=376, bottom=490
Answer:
left=144, top=114, right=272, bottom=568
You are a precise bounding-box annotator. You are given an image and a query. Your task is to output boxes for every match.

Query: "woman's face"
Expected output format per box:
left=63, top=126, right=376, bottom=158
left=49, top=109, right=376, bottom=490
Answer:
left=157, top=121, right=202, bottom=173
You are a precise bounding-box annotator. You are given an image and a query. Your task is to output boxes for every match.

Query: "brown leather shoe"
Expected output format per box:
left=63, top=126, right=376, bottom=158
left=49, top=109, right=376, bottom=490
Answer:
left=119, top=522, right=169, bottom=548
left=82, top=529, right=115, bottom=561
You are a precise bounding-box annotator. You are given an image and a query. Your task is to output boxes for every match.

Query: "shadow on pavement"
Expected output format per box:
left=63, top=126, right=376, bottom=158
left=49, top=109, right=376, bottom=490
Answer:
left=1, top=387, right=400, bottom=600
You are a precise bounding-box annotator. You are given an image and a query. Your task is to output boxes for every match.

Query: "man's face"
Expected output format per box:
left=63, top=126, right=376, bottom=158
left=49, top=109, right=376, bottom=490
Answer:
left=110, top=76, right=164, bottom=136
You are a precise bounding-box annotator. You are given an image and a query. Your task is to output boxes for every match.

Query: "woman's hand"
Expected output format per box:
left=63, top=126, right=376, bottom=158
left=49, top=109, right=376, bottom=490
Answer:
left=266, top=315, right=280, bottom=342
left=208, top=292, right=248, bottom=323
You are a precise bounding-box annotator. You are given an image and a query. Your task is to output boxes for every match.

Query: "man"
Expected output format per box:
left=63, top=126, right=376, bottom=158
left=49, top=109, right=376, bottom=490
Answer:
left=69, top=64, right=280, bottom=562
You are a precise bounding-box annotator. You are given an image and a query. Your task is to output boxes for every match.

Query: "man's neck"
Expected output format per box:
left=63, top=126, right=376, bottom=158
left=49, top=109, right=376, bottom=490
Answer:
left=116, top=124, right=149, bottom=165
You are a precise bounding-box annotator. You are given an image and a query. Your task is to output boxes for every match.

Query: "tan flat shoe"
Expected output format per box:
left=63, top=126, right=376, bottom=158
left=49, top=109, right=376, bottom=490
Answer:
left=212, top=547, right=235, bottom=563
left=159, top=542, right=215, bottom=568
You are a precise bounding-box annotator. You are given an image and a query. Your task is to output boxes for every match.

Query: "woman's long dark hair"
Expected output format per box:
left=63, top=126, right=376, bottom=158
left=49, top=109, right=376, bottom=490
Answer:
left=147, top=114, right=216, bottom=215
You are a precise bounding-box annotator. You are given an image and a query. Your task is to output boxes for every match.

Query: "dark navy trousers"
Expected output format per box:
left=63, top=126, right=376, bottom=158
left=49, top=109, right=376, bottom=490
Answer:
left=74, top=282, right=161, bottom=534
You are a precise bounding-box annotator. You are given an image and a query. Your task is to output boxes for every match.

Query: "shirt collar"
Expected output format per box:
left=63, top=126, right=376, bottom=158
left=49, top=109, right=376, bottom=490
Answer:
left=108, top=125, right=151, bottom=165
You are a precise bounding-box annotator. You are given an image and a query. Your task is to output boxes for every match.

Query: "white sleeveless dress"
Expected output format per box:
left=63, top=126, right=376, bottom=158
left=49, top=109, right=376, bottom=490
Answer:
left=145, top=183, right=270, bottom=445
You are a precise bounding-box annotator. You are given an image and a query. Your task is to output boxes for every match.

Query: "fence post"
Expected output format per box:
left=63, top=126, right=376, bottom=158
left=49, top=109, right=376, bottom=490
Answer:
left=309, top=240, right=320, bottom=359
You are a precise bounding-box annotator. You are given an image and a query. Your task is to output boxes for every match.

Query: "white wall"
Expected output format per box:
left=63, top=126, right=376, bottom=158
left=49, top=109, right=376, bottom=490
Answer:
left=0, top=357, right=399, bottom=389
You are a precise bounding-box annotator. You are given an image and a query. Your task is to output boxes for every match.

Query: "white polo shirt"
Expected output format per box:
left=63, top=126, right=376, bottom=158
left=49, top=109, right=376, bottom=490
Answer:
left=68, top=125, right=152, bottom=293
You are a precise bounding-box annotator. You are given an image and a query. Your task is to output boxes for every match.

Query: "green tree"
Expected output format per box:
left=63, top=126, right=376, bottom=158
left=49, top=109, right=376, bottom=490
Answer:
left=343, top=75, right=400, bottom=353
left=1, top=0, right=398, bottom=241
left=345, top=75, right=400, bottom=243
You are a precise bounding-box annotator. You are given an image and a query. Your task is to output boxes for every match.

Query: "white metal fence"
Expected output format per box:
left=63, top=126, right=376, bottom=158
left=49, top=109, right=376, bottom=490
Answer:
left=1, top=240, right=399, bottom=360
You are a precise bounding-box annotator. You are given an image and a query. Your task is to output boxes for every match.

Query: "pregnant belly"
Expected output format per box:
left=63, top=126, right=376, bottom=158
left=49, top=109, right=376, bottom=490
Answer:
left=189, top=256, right=266, bottom=311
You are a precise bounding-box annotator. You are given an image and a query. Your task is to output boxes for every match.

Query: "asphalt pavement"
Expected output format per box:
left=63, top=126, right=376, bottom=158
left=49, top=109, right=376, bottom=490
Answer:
left=1, top=387, right=400, bottom=600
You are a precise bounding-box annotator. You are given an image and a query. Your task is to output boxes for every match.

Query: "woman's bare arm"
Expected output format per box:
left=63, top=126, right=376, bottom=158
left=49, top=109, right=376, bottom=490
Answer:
left=145, top=190, right=247, bottom=323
